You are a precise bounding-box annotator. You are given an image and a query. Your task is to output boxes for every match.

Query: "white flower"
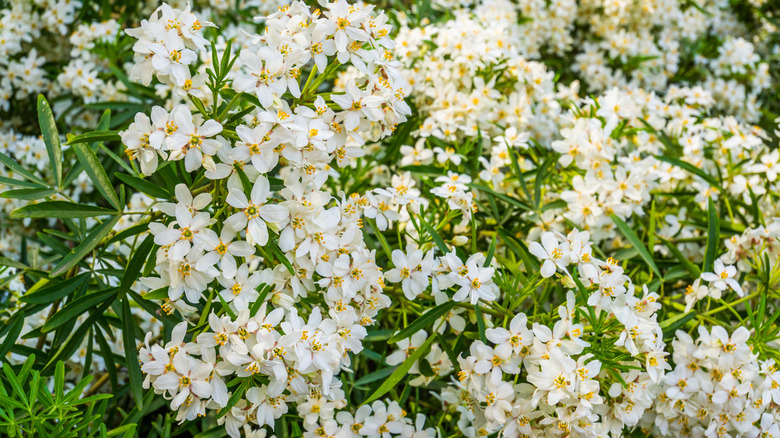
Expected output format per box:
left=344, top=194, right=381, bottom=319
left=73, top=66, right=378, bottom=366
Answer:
left=246, top=385, right=288, bottom=428
left=152, top=202, right=211, bottom=261
left=217, top=265, right=268, bottom=310
left=149, top=30, right=197, bottom=86
left=165, top=106, right=224, bottom=172
left=701, top=259, right=743, bottom=296
left=486, top=313, right=533, bottom=357
left=195, top=226, right=254, bottom=279
left=481, top=374, right=515, bottom=425
left=385, top=244, right=431, bottom=300
left=234, top=48, right=286, bottom=109
left=153, top=351, right=213, bottom=410
left=452, top=256, right=498, bottom=304
left=225, top=176, right=289, bottom=246
left=527, top=349, right=577, bottom=405
left=529, top=232, right=570, bottom=277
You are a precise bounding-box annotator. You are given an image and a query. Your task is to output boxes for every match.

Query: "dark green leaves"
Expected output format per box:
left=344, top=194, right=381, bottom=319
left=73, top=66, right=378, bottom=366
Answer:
left=419, top=215, right=448, bottom=253
left=72, top=143, right=121, bottom=210
left=10, top=201, right=117, bottom=219
left=51, top=214, right=121, bottom=277
left=21, top=274, right=90, bottom=304
left=115, top=172, right=170, bottom=199
left=0, top=311, right=25, bottom=359
left=388, top=302, right=456, bottom=344
left=119, top=235, right=154, bottom=296
left=122, top=299, right=144, bottom=410
left=610, top=214, right=662, bottom=278
left=65, top=130, right=121, bottom=146
left=42, top=288, right=118, bottom=332
left=703, top=197, right=719, bottom=273
left=0, top=152, right=47, bottom=186
left=0, top=188, right=57, bottom=200
left=362, top=334, right=435, bottom=405
left=38, top=95, right=62, bottom=188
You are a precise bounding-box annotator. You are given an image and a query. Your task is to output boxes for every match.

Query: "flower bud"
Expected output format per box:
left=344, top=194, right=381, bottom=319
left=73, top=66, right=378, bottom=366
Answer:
left=452, top=236, right=469, bottom=246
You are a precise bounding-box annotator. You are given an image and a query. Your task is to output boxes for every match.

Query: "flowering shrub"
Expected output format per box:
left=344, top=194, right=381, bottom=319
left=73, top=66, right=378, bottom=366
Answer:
left=1, top=0, right=780, bottom=437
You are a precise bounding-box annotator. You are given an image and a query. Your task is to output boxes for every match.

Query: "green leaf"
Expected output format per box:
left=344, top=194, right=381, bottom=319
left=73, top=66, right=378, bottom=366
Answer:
left=470, top=183, right=533, bottom=211
left=0, top=152, right=48, bottom=185
left=418, top=215, right=448, bottom=253
left=475, top=304, right=487, bottom=343
left=0, top=256, right=28, bottom=270
left=217, top=381, right=247, bottom=418
left=610, top=214, right=662, bottom=278
left=38, top=95, right=62, bottom=188
left=703, top=197, right=719, bottom=273
left=142, top=288, right=169, bottom=301
left=354, top=366, right=397, bottom=387
left=72, top=143, right=121, bottom=210
left=94, top=326, right=119, bottom=392
left=3, top=362, right=27, bottom=405
left=218, top=293, right=238, bottom=320
left=10, top=201, right=117, bottom=219
left=661, top=311, right=696, bottom=338
left=661, top=239, right=701, bottom=278
left=484, top=234, right=497, bottom=267
left=22, top=273, right=90, bottom=304
left=0, top=188, right=57, bottom=200
left=115, top=172, right=170, bottom=199
left=42, top=288, right=118, bottom=332
left=497, top=227, right=539, bottom=272
left=362, top=334, right=435, bottom=405
left=0, top=175, right=46, bottom=188
left=119, top=235, right=154, bottom=296
left=51, top=215, right=121, bottom=277
left=65, top=130, right=120, bottom=146
left=249, top=284, right=272, bottom=317
left=122, top=298, right=144, bottom=410
left=388, top=301, right=456, bottom=344
left=398, top=164, right=444, bottom=175
left=655, top=155, right=721, bottom=190
left=0, top=311, right=25, bottom=360
left=105, top=223, right=151, bottom=246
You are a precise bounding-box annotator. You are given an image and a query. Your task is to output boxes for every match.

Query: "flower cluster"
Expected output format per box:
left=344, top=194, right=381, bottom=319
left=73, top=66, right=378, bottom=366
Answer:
left=3, top=0, right=780, bottom=436
left=126, top=4, right=211, bottom=87
left=546, top=86, right=773, bottom=243
left=647, top=326, right=780, bottom=437
left=439, top=230, right=668, bottom=436
left=124, top=1, right=419, bottom=433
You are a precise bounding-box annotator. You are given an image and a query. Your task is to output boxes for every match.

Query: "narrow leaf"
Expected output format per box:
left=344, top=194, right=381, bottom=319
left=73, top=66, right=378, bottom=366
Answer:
left=22, top=273, right=90, bottom=304
left=655, top=155, right=721, bottom=190
left=38, top=95, right=62, bottom=188
left=42, top=289, right=118, bottom=332
left=661, top=239, right=701, bottom=278
left=122, top=298, right=144, bottom=410
left=115, top=172, right=170, bottom=199
left=388, top=301, right=456, bottom=344
left=703, top=197, right=719, bottom=273
left=1, top=188, right=57, bottom=200
left=119, top=235, right=154, bottom=296
left=610, top=214, right=662, bottom=278
left=0, top=152, right=48, bottom=185
left=73, top=143, right=121, bottom=210
left=0, top=311, right=25, bottom=359
left=65, top=130, right=120, bottom=145
left=11, top=201, right=117, bottom=219
left=362, top=334, right=435, bottom=405
left=419, top=216, right=448, bottom=253
left=51, top=215, right=121, bottom=277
